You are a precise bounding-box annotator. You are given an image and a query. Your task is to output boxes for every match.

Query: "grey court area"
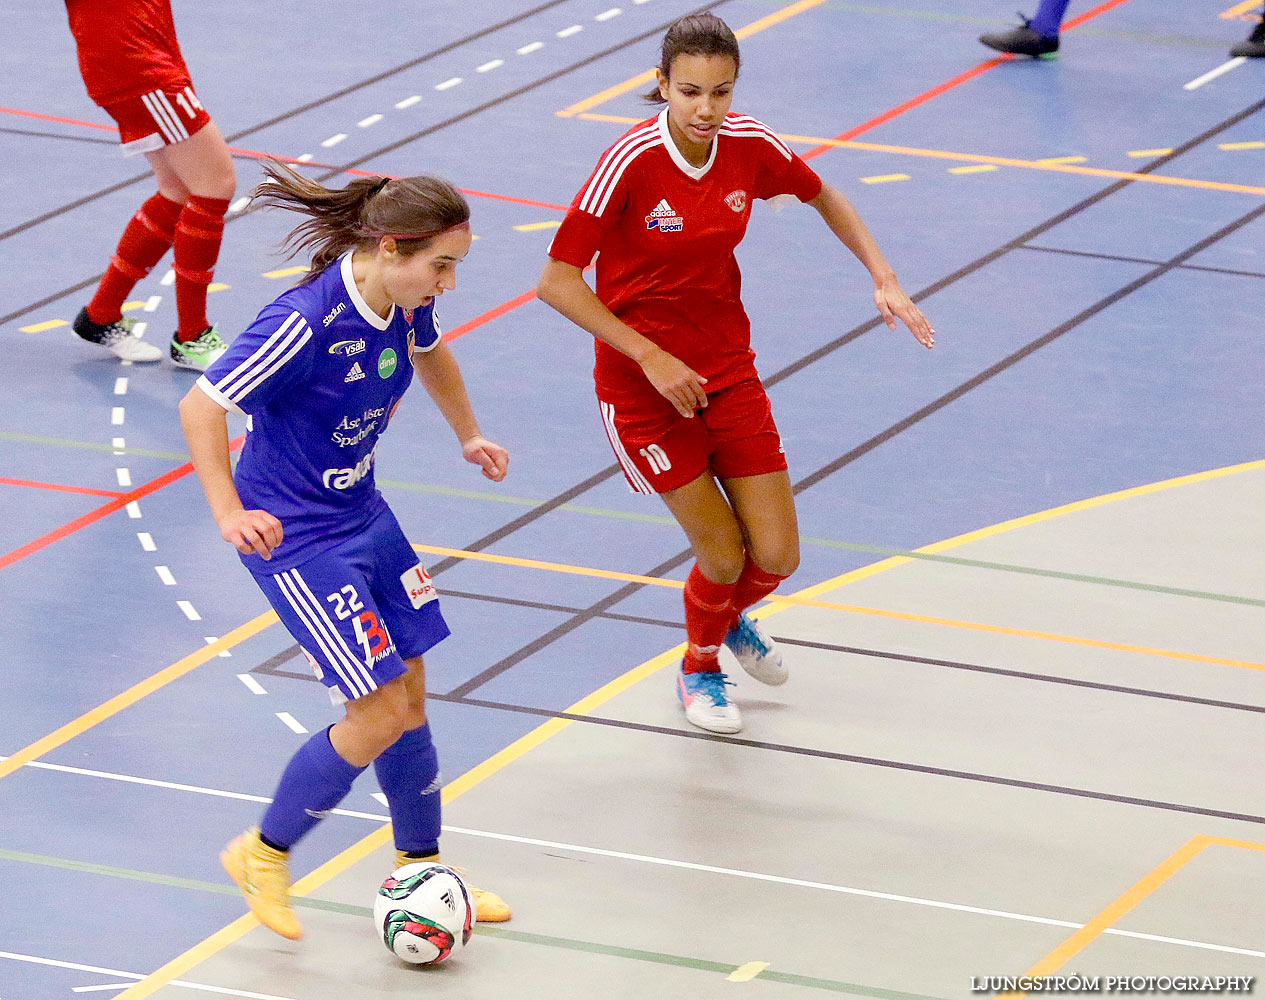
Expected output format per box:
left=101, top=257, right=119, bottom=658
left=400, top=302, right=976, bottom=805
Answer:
left=152, top=467, right=1265, bottom=1000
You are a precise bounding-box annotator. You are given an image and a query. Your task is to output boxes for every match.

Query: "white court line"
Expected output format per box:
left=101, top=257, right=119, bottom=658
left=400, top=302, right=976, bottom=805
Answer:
left=0, top=951, right=302, bottom=1000
left=237, top=673, right=266, bottom=694
left=435, top=77, right=463, bottom=90
left=160, top=269, right=175, bottom=286
left=113, top=377, right=128, bottom=396
left=229, top=197, right=251, bottom=213
left=477, top=59, right=504, bottom=72
left=320, top=133, right=347, bottom=147
left=143, top=295, right=161, bottom=313
left=113, top=437, right=126, bottom=454
left=596, top=7, right=622, bottom=20
left=111, top=407, right=125, bottom=425
left=394, top=95, right=422, bottom=109
left=125, top=501, right=141, bottom=518
left=357, top=114, right=383, bottom=128
left=557, top=24, right=582, bottom=37
left=177, top=600, right=201, bottom=621
left=4, top=753, right=1257, bottom=959
left=73, top=984, right=136, bottom=993
left=206, top=636, right=231, bottom=658
left=116, top=468, right=131, bottom=487
left=517, top=41, right=543, bottom=54
left=131, top=321, right=147, bottom=339
left=155, top=565, right=177, bottom=586
left=137, top=532, right=156, bottom=552
left=296, top=153, right=314, bottom=162
left=1183, top=57, right=1246, bottom=90
left=276, top=712, right=307, bottom=734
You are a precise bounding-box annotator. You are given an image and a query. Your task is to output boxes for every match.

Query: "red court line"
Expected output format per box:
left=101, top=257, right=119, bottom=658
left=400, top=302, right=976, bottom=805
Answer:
left=445, top=289, right=539, bottom=342
left=0, top=105, right=117, bottom=132
left=0, top=476, right=125, bottom=499
left=0, top=436, right=244, bottom=573
left=801, top=0, right=1137, bottom=159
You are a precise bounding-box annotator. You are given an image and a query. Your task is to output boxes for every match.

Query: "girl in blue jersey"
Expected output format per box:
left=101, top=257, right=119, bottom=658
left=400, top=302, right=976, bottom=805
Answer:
left=180, top=161, right=510, bottom=940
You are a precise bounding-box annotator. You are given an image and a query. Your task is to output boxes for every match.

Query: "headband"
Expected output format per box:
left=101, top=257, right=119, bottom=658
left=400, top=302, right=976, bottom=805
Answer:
left=374, top=220, right=471, bottom=242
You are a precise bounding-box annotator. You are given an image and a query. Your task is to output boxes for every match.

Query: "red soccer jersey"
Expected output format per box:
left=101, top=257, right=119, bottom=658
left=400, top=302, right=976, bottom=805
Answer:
left=64, top=0, right=191, bottom=107
left=548, top=110, right=822, bottom=407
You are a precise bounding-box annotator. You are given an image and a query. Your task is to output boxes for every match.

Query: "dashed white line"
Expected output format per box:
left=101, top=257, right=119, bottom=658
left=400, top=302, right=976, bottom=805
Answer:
left=321, top=133, right=347, bottom=148
left=72, top=983, right=137, bottom=993
left=137, top=532, right=156, bottom=552
left=126, top=501, right=142, bottom=519
left=238, top=673, right=267, bottom=695
left=1183, top=57, right=1246, bottom=91
left=155, top=565, right=177, bottom=586
left=143, top=295, right=161, bottom=313
left=159, top=269, right=175, bottom=286
left=395, top=95, right=422, bottom=109
left=132, top=321, right=147, bottom=338
left=229, top=196, right=251, bottom=213
left=517, top=41, right=543, bottom=54
left=276, top=712, right=308, bottom=734
left=557, top=24, right=583, bottom=37
left=113, top=377, right=128, bottom=396
left=435, top=77, right=463, bottom=91
left=116, top=468, right=132, bottom=487
left=596, top=8, right=622, bottom=21
left=177, top=600, right=201, bottom=621
left=206, top=636, right=232, bottom=658
left=296, top=153, right=314, bottom=162
left=634, top=0, right=651, bottom=4
left=371, top=791, right=388, bottom=807
left=357, top=114, right=383, bottom=128
left=112, top=437, right=125, bottom=455
left=476, top=59, right=504, bottom=73
left=111, top=407, right=125, bottom=425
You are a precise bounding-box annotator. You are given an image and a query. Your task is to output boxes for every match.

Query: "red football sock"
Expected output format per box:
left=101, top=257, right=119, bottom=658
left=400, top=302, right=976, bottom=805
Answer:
left=682, top=564, right=738, bottom=673
left=86, top=191, right=183, bottom=325
left=174, top=194, right=230, bottom=342
left=728, top=556, right=787, bottom=626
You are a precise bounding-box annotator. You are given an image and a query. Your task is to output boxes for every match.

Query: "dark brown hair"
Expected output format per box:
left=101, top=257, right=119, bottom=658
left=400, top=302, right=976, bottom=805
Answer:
left=250, top=160, right=470, bottom=279
left=643, top=12, right=740, bottom=103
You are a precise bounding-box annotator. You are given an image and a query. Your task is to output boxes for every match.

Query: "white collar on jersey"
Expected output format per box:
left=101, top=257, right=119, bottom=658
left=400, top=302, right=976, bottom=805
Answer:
left=340, top=252, right=395, bottom=331
left=657, top=108, right=718, bottom=181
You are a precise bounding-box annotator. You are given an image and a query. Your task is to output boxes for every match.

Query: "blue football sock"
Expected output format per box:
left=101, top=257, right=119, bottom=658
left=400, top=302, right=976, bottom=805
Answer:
left=260, top=726, right=366, bottom=851
left=1030, top=0, right=1072, bottom=38
left=374, top=723, right=441, bottom=857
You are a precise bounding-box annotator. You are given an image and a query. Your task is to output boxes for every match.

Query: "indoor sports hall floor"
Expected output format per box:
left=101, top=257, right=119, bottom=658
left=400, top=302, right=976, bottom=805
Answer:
left=2, top=1, right=1263, bottom=997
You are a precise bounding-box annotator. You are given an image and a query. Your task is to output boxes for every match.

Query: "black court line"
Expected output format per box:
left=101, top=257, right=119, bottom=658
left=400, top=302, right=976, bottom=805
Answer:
left=251, top=590, right=1265, bottom=717
left=448, top=175, right=1265, bottom=698
left=432, top=693, right=1265, bottom=826
left=1020, top=242, right=1265, bottom=282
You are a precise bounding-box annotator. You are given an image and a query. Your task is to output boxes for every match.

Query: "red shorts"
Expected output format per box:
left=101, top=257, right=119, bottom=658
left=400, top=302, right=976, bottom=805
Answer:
left=103, top=83, right=210, bottom=156
left=599, top=378, right=787, bottom=495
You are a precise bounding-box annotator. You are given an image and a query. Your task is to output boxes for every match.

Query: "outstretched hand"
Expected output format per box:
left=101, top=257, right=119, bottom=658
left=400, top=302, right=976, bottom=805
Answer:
left=218, top=508, right=283, bottom=560
left=462, top=435, right=509, bottom=482
left=875, top=276, right=935, bottom=349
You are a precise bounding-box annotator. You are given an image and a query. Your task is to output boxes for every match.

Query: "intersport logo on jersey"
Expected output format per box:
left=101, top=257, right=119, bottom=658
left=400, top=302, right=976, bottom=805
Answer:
left=322, top=448, right=375, bottom=490
left=645, top=198, right=683, bottom=232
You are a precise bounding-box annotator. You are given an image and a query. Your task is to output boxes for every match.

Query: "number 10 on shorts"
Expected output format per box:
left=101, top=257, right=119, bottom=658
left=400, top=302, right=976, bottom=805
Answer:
left=639, top=443, right=672, bottom=474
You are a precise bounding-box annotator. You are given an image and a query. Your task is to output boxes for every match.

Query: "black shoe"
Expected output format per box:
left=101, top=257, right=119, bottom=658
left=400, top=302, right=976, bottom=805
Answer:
left=72, top=307, right=162, bottom=362
left=980, top=16, right=1059, bottom=58
left=1229, top=18, right=1265, bottom=58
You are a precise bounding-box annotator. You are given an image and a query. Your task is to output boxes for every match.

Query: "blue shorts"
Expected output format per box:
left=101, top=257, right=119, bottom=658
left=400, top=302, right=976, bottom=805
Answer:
left=250, top=506, right=450, bottom=704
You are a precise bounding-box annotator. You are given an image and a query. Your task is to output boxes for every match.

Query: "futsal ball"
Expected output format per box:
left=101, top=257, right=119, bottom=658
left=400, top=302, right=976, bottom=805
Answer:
left=375, top=862, right=474, bottom=965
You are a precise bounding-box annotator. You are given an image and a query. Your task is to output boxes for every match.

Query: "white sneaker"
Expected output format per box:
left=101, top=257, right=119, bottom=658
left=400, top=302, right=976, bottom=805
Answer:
left=676, top=665, right=741, bottom=734
left=73, top=307, right=162, bottom=362
left=724, top=613, right=787, bottom=685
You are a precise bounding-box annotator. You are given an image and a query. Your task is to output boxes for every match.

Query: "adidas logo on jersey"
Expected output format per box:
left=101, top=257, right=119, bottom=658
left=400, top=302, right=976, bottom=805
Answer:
left=645, top=198, right=684, bottom=232
left=344, top=361, right=366, bottom=382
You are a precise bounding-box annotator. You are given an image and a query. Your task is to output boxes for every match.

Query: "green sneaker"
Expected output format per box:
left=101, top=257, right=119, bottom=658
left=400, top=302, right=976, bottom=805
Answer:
left=170, top=325, right=228, bottom=371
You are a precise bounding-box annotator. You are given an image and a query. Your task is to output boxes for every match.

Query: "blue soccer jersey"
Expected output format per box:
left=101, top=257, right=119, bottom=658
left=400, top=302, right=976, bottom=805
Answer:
left=197, top=252, right=442, bottom=571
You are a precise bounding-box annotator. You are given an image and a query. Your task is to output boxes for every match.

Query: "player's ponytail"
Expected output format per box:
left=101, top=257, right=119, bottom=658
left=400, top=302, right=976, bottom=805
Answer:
left=251, top=160, right=470, bottom=279
left=643, top=12, right=740, bottom=103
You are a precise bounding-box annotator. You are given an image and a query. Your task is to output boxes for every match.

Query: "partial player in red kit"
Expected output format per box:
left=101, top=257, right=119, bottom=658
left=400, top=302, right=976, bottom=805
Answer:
left=64, top=0, right=234, bottom=370
left=537, top=13, right=935, bottom=734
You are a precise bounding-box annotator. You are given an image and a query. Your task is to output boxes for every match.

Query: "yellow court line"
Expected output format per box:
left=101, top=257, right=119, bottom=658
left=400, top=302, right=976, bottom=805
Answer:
left=1127, top=148, right=1174, bottom=158
left=949, top=164, right=999, bottom=174
left=860, top=174, right=911, bottom=184
left=1220, top=0, right=1261, bottom=18
left=556, top=0, right=828, bottom=117
left=1220, top=141, right=1265, bottom=151
left=18, top=319, right=68, bottom=333
left=513, top=220, right=562, bottom=231
left=574, top=113, right=1265, bottom=196
left=112, top=458, right=1264, bottom=997
left=1003, top=834, right=1265, bottom=998
left=729, top=961, right=772, bottom=982
left=261, top=266, right=309, bottom=279
left=0, top=612, right=278, bottom=784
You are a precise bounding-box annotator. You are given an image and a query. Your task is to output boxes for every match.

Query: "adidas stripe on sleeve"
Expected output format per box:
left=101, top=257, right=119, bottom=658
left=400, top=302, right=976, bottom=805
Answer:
left=197, top=306, right=315, bottom=415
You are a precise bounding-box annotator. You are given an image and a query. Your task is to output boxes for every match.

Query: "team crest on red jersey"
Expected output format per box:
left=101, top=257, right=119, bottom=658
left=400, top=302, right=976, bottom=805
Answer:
left=645, top=198, right=684, bottom=232
left=725, top=190, right=747, bottom=213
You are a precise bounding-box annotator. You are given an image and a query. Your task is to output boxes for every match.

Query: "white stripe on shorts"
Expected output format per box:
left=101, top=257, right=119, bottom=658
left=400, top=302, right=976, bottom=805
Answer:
left=275, top=571, right=369, bottom=698
left=154, top=90, right=189, bottom=141
left=140, top=90, right=181, bottom=144
left=289, top=569, right=379, bottom=695
left=600, top=401, right=655, bottom=494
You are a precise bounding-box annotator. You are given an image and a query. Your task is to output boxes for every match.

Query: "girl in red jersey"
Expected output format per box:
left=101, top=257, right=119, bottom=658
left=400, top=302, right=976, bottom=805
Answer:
left=63, top=0, right=235, bottom=370
left=537, top=12, right=934, bottom=735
